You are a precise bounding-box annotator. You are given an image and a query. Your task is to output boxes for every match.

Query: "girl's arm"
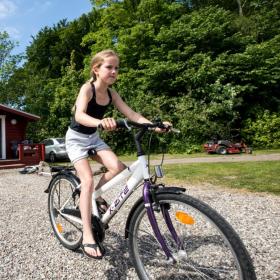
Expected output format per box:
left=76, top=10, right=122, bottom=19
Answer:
left=112, top=90, right=172, bottom=131
left=111, top=91, right=151, bottom=123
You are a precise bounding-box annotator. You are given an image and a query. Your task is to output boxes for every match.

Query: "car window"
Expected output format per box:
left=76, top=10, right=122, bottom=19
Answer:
left=44, top=139, right=54, bottom=146
left=56, top=138, right=65, bottom=144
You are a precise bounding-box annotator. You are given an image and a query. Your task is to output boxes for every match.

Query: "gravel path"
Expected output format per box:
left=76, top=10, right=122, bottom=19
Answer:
left=0, top=164, right=279, bottom=279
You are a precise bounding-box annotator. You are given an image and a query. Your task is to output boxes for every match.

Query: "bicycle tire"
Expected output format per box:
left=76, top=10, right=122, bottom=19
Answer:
left=48, top=174, right=83, bottom=250
left=128, top=192, right=256, bottom=280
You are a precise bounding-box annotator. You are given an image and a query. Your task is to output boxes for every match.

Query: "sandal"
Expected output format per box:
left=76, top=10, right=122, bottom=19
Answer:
left=81, top=243, right=103, bottom=260
left=96, top=198, right=109, bottom=214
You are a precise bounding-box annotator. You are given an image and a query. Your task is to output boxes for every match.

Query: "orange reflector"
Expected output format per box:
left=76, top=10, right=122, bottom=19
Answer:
left=56, top=223, right=63, bottom=233
left=176, top=211, right=194, bottom=225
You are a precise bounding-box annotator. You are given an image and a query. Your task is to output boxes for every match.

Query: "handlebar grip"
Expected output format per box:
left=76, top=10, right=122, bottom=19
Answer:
left=98, top=119, right=128, bottom=130
left=116, top=119, right=127, bottom=128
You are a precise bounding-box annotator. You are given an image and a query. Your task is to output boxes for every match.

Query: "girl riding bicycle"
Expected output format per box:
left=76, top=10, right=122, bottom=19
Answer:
left=65, top=49, right=170, bottom=259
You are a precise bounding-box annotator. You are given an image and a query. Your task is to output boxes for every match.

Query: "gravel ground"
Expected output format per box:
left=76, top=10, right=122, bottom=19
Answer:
left=0, top=167, right=279, bottom=280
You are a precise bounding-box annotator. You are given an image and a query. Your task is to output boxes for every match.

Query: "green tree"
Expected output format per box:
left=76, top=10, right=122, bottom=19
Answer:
left=0, top=31, right=23, bottom=105
left=219, top=34, right=280, bottom=118
left=25, top=55, right=84, bottom=141
left=47, top=63, right=83, bottom=138
left=14, top=12, right=98, bottom=140
left=4, top=0, right=280, bottom=150
left=243, top=110, right=280, bottom=148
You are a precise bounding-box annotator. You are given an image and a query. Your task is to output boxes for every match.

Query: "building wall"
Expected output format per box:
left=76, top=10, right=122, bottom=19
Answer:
left=0, top=115, right=5, bottom=159
left=0, top=109, right=28, bottom=159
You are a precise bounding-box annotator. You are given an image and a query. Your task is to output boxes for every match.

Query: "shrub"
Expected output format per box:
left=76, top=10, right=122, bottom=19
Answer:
left=243, top=111, right=280, bottom=148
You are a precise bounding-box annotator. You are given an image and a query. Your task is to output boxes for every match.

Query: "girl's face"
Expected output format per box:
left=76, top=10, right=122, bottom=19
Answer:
left=93, top=55, right=119, bottom=85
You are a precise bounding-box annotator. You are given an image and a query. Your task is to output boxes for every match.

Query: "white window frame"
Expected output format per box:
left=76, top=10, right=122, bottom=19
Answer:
left=0, top=115, right=6, bottom=159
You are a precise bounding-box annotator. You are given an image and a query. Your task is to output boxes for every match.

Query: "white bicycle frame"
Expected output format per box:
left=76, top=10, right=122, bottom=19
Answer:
left=94, top=155, right=150, bottom=224
left=60, top=155, right=150, bottom=225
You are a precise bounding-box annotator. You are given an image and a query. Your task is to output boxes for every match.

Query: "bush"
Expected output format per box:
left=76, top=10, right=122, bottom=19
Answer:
left=243, top=111, right=280, bottom=148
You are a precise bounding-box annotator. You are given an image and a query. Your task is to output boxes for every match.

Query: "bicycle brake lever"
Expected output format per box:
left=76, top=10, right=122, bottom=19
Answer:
left=123, top=119, right=132, bottom=131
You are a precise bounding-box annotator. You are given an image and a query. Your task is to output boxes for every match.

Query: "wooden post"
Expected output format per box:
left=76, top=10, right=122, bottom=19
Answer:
left=18, top=144, right=24, bottom=161
left=41, top=144, right=45, bottom=161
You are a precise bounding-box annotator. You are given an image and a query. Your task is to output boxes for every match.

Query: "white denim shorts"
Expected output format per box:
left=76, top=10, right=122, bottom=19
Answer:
left=65, top=127, right=110, bottom=164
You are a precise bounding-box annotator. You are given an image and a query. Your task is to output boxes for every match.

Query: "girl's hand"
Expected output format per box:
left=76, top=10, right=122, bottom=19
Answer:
left=155, top=121, right=172, bottom=133
left=100, top=118, right=117, bottom=131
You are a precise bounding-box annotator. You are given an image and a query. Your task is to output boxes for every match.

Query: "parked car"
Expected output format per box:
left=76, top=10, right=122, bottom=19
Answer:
left=41, top=138, right=69, bottom=163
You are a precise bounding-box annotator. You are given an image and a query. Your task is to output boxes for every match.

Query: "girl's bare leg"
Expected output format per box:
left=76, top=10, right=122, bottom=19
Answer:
left=74, top=158, right=101, bottom=258
left=93, top=149, right=126, bottom=190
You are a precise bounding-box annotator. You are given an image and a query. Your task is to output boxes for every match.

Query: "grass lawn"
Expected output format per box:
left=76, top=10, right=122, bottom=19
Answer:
left=56, top=149, right=280, bottom=195
left=163, top=161, right=280, bottom=195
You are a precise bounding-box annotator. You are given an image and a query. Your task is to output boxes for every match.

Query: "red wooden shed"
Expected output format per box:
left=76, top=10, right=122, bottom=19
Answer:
left=0, top=104, right=44, bottom=169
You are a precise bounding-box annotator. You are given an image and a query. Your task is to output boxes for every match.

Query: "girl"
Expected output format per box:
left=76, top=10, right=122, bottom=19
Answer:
left=66, top=49, right=169, bottom=259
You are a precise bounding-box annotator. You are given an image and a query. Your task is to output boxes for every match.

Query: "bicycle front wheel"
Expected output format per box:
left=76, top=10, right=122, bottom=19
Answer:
left=48, top=174, right=83, bottom=250
left=128, top=192, right=256, bottom=280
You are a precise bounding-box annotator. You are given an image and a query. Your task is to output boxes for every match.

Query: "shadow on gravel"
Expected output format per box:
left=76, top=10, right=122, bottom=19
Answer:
left=102, top=230, right=134, bottom=279
left=68, top=230, right=134, bottom=279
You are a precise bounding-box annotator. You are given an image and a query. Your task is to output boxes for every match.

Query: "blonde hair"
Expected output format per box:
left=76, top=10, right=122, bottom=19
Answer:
left=89, top=49, right=119, bottom=81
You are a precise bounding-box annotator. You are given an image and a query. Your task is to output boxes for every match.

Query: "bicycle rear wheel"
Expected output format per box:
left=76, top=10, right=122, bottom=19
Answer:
left=128, top=192, right=256, bottom=280
left=48, top=174, right=82, bottom=250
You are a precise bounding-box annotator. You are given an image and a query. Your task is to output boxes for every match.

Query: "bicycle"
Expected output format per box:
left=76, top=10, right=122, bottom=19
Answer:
left=45, top=119, right=256, bottom=280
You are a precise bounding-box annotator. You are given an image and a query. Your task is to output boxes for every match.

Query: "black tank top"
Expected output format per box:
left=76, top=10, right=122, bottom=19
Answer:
left=70, top=82, right=112, bottom=134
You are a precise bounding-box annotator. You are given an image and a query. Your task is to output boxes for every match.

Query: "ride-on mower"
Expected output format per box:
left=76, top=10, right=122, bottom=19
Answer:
left=203, top=138, right=252, bottom=155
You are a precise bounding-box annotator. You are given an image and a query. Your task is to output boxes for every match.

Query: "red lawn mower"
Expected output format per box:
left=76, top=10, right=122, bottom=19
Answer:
left=203, top=138, right=252, bottom=155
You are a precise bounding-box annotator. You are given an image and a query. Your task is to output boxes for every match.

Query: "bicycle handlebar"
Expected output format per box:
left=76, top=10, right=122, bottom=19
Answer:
left=99, top=119, right=180, bottom=133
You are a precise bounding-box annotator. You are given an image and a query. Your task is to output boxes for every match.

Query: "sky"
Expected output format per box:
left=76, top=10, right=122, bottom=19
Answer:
left=0, top=0, right=93, bottom=54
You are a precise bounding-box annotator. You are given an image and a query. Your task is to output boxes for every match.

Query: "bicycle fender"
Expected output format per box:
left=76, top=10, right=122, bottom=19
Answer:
left=156, top=186, right=186, bottom=195
left=124, top=186, right=186, bottom=238
left=44, top=172, right=80, bottom=193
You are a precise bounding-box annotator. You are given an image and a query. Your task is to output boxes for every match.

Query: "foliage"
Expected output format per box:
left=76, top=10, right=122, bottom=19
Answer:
left=0, top=31, right=23, bottom=105
left=2, top=0, right=280, bottom=152
left=47, top=62, right=84, bottom=138
left=243, top=111, right=280, bottom=148
left=26, top=57, right=84, bottom=141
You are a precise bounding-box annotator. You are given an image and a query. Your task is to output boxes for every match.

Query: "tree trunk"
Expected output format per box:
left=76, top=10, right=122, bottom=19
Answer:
left=236, top=0, right=243, bottom=16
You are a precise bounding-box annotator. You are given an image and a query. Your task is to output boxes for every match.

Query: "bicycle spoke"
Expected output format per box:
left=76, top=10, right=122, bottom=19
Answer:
left=48, top=176, right=82, bottom=250
left=57, top=212, right=82, bottom=232
left=128, top=193, right=254, bottom=280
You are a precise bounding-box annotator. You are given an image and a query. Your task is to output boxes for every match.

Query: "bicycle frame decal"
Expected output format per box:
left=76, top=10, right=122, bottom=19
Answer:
left=92, top=157, right=147, bottom=224
left=109, top=184, right=129, bottom=214
left=59, top=157, right=147, bottom=225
